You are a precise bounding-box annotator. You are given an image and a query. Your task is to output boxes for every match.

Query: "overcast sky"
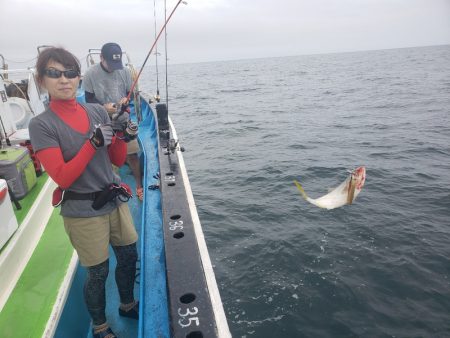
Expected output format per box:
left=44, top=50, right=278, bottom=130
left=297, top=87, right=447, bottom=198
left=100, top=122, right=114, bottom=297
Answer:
left=1, top=0, right=450, bottom=66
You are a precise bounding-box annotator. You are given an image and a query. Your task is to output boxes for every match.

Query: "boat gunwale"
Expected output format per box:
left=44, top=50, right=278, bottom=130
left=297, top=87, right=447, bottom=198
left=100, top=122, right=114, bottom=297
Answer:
left=0, top=176, right=57, bottom=311
left=168, top=117, right=231, bottom=337
left=152, top=99, right=231, bottom=337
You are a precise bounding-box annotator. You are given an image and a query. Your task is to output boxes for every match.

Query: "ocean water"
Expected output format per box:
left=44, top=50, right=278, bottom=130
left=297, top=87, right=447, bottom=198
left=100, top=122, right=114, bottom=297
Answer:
left=143, top=45, right=450, bottom=337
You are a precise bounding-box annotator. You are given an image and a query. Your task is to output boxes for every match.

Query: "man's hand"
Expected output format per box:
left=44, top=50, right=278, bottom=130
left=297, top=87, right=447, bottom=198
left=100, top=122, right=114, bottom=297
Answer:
left=104, top=103, right=118, bottom=114
left=104, top=97, right=128, bottom=114
left=118, top=97, right=129, bottom=106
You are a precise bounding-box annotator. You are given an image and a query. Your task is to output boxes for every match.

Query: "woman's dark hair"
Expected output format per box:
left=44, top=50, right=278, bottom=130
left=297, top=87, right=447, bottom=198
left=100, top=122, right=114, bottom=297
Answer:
left=35, top=47, right=81, bottom=82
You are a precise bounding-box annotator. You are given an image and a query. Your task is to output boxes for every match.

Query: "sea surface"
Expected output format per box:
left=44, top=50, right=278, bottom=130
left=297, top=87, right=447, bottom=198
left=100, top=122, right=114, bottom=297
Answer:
left=142, top=45, right=450, bottom=337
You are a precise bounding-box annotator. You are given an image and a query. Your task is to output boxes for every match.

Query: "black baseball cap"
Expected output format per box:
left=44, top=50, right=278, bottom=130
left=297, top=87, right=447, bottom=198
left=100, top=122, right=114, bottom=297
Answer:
left=101, top=42, right=123, bottom=71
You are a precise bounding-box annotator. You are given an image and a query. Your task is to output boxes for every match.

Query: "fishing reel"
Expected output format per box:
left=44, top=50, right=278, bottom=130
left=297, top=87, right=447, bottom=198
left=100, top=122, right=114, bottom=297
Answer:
left=109, top=103, right=139, bottom=142
left=149, top=94, right=160, bottom=104
left=123, top=120, right=138, bottom=142
left=166, top=138, right=185, bottom=154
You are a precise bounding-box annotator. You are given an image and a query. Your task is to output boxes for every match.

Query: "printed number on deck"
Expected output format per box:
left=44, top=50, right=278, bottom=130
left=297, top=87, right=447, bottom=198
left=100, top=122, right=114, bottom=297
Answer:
left=178, top=307, right=199, bottom=328
left=169, top=220, right=183, bottom=231
left=165, top=175, right=176, bottom=182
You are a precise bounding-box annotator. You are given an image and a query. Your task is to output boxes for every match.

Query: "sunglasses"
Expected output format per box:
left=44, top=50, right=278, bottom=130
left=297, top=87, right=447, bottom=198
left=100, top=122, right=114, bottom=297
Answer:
left=44, top=68, right=79, bottom=79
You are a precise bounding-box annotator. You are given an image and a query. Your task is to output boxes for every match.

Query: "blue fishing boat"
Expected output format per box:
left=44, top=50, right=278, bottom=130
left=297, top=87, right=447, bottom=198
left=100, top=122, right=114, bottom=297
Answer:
left=0, top=39, right=230, bottom=338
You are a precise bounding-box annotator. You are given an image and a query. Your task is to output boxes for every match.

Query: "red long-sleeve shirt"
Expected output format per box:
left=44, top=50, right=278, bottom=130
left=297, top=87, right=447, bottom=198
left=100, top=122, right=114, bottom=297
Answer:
left=36, top=99, right=126, bottom=189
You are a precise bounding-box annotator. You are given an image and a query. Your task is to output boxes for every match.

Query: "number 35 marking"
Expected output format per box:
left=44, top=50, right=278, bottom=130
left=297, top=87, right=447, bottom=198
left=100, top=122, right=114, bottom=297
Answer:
left=178, top=306, right=199, bottom=328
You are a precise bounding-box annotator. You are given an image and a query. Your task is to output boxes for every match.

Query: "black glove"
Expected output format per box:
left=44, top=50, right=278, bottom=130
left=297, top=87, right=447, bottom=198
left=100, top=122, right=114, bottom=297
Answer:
left=111, top=112, right=129, bottom=131
left=89, top=124, right=114, bottom=149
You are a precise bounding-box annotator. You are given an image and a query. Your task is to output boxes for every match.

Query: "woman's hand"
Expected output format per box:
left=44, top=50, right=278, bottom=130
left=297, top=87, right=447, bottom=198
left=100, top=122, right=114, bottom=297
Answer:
left=89, top=124, right=114, bottom=149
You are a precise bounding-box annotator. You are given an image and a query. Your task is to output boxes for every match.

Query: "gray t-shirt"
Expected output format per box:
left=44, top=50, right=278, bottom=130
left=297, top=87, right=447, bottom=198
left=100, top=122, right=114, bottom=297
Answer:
left=82, top=64, right=132, bottom=104
left=29, top=103, right=121, bottom=218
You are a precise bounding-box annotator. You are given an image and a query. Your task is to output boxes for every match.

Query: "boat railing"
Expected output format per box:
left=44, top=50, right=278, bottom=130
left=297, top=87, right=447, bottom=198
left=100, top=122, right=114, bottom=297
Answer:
left=0, top=54, right=7, bottom=80
left=0, top=67, right=47, bottom=117
left=149, top=100, right=232, bottom=337
left=85, top=49, right=133, bottom=68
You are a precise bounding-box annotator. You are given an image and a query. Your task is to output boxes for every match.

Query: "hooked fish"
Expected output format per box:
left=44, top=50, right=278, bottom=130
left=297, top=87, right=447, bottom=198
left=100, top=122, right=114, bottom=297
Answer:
left=294, top=166, right=366, bottom=210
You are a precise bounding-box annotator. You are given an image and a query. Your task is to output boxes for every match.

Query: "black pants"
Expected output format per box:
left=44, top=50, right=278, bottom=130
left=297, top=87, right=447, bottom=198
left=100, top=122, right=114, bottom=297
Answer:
left=84, top=242, right=138, bottom=325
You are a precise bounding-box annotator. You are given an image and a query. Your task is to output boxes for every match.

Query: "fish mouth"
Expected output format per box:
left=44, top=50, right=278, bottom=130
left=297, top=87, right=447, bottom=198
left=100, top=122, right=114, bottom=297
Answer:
left=353, top=166, right=366, bottom=189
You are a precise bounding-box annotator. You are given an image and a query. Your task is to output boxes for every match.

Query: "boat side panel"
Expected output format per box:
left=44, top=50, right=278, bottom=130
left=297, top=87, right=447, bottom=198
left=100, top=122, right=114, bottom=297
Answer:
left=159, top=146, right=219, bottom=338
left=0, top=208, right=74, bottom=338
left=174, top=134, right=231, bottom=337
left=155, top=103, right=222, bottom=337
left=139, top=98, right=170, bottom=337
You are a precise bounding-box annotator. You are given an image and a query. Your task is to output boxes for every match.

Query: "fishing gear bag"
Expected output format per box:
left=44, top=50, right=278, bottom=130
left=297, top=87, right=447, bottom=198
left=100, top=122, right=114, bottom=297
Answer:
left=0, top=146, right=37, bottom=200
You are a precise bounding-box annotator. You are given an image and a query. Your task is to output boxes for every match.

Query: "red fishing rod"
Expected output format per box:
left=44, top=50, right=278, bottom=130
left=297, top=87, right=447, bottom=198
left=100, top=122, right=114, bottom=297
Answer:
left=126, top=0, right=185, bottom=102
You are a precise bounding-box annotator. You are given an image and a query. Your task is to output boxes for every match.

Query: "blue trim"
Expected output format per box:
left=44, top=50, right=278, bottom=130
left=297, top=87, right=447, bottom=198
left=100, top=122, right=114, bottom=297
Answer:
left=138, top=99, right=170, bottom=337
left=76, top=86, right=86, bottom=103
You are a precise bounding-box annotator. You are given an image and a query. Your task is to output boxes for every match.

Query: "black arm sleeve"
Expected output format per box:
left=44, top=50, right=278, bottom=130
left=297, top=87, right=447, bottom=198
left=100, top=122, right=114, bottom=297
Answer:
left=85, top=91, right=102, bottom=104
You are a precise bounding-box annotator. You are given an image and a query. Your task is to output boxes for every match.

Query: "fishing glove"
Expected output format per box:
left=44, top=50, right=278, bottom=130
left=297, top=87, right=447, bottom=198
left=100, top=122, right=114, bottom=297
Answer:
left=89, top=124, right=114, bottom=149
left=111, top=112, right=129, bottom=132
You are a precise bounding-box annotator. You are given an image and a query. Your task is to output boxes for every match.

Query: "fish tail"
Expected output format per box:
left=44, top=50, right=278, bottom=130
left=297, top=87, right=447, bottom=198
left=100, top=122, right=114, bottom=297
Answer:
left=294, top=180, right=309, bottom=200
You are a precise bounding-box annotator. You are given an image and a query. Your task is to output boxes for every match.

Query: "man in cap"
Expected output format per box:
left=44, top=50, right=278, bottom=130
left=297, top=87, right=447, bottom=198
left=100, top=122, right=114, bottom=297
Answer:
left=83, top=42, right=143, bottom=201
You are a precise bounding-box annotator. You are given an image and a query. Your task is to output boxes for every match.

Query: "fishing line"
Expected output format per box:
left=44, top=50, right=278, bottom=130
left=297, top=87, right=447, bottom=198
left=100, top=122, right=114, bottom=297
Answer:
left=126, top=0, right=185, bottom=102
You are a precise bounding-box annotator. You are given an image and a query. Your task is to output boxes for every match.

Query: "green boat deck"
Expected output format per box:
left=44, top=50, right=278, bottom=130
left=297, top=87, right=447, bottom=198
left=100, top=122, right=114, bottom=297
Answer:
left=0, top=173, right=74, bottom=338
left=0, top=209, right=72, bottom=337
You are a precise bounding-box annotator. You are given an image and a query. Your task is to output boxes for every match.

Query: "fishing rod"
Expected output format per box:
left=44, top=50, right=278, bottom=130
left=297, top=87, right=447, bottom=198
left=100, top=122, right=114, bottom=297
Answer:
left=164, top=0, right=169, bottom=111
left=0, top=76, right=11, bottom=147
left=126, top=0, right=185, bottom=102
left=153, top=0, right=160, bottom=102
left=0, top=113, right=11, bottom=147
